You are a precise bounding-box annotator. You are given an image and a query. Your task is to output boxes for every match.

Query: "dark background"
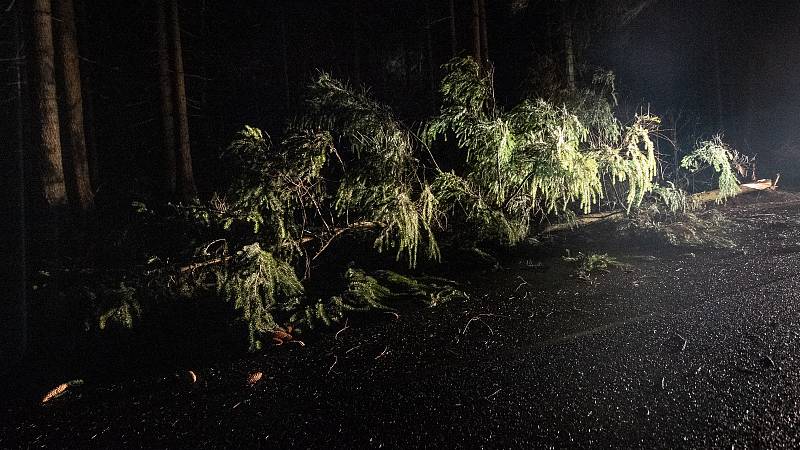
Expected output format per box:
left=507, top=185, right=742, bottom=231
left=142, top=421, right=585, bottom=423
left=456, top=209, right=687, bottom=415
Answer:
left=1, top=0, right=799, bottom=363
left=4, top=1, right=798, bottom=197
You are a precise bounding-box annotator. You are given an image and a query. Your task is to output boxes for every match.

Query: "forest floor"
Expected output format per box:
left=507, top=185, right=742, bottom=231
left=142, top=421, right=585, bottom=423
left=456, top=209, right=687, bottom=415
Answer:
left=5, top=189, right=800, bottom=448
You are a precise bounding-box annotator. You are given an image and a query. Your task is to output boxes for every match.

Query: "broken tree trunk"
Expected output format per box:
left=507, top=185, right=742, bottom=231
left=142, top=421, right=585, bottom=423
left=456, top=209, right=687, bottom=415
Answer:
left=541, top=179, right=779, bottom=234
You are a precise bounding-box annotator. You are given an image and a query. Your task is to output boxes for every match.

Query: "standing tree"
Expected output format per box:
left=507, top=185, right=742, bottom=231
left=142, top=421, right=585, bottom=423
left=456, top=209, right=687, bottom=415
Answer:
left=470, top=0, right=481, bottom=63
left=31, top=0, right=67, bottom=230
left=168, top=0, right=197, bottom=201
left=478, top=0, right=488, bottom=65
left=155, top=0, right=196, bottom=201
left=156, top=0, right=177, bottom=198
left=561, top=1, right=576, bottom=91
left=76, top=0, right=100, bottom=189
left=55, top=0, right=95, bottom=219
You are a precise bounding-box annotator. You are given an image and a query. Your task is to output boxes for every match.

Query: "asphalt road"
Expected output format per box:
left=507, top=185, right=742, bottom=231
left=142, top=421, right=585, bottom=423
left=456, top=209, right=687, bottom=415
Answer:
left=5, top=191, right=800, bottom=449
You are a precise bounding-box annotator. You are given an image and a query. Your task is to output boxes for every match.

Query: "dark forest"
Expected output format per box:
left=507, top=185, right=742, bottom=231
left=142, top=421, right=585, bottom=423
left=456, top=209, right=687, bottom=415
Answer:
left=3, top=1, right=800, bottom=447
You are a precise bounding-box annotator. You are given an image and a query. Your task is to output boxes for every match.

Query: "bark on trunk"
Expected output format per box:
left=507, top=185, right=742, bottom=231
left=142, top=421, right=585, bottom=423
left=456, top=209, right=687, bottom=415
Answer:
left=31, top=0, right=67, bottom=216
left=156, top=0, right=176, bottom=197
left=55, top=0, right=95, bottom=218
left=563, top=4, right=576, bottom=91
left=169, top=0, right=197, bottom=201
left=76, top=0, right=99, bottom=188
left=471, top=0, right=481, bottom=62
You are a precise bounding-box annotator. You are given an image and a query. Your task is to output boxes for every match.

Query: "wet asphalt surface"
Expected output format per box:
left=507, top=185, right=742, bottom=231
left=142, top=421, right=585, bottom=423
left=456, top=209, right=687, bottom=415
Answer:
left=5, top=191, right=800, bottom=449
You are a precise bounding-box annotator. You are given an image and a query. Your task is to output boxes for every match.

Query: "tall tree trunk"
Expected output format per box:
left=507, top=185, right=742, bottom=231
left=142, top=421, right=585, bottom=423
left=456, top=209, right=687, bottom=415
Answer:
left=31, top=0, right=67, bottom=225
left=449, top=0, right=457, bottom=57
left=156, top=0, right=176, bottom=198
left=76, top=0, right=99, bottom=189
left=169, top=0, right=197, bottom=201
left=478, top=0, right=489, bottom=66
left=55, top=0, right=95, bottom=219
left=471, top=0, right=481, bottom=62
left=562, top=3, right=576, bottom=91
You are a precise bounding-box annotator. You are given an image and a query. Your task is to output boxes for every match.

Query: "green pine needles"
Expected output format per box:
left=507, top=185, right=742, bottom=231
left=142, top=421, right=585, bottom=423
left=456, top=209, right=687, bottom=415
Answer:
left=80, top=57, right=752, bottom=353
left=188, top=57, right=664, bottom=347
left=681, top=136, right=741, bottom=202
left=425, top=57, right=658, bottom=244
left=215, top=243, right=305, bottom=351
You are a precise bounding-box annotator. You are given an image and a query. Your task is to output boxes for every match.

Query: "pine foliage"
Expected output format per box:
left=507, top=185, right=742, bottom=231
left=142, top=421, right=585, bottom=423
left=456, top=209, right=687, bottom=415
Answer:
left=302, top=73, right=441, bottom=266
left=681, top=136, right=741, bottom=202
left=214, top=243, right=305, bottom=351
left=425, top=57, right=659, bottom=244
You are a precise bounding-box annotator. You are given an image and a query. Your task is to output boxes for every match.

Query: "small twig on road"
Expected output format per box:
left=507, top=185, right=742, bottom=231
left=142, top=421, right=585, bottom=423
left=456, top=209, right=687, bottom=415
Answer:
left=345, top=344, right=361, bottom=354
left=486, top=388, right=502, bottom=400
left=375, top=345, right=390, bottom=360
left=661, top=377, right=666, bottom=390
left=462, top=316, right=494, bottom=336
left=335, top=319, right=349, bottom=340
left=327, top=356, right=338, bottom=375
left=676, top=333, right=688, bottom=351
left=514, top=276, right=528, bottom=293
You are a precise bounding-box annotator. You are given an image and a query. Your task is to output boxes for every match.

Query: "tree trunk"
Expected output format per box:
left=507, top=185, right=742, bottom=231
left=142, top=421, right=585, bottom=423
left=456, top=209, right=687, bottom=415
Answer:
left=76, top=0, right=99, bottom=189
left=156, top=0, right=176, bottom=198
left=169, top=0, right=197, bottom=201
left=471, top=0, right=481, bottom=62
left=449, top=0, right=457, bottom=57
left=478, top=0, right=489, bottom=66
left=562, top=3, right=576, bottom=91
left=55, top=0, right=95, bottom=219
left=31, top=0, right=67, bottom=222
